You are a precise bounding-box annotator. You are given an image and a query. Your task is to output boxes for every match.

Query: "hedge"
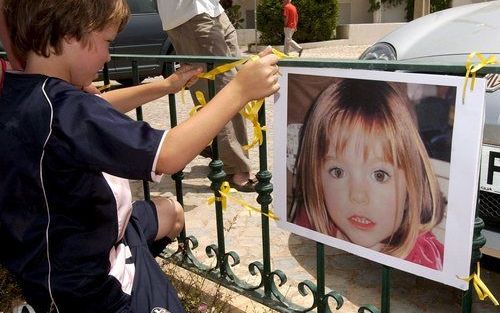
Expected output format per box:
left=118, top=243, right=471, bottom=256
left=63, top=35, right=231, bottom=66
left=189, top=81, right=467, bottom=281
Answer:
left=257, top=0, right=339, bottom=45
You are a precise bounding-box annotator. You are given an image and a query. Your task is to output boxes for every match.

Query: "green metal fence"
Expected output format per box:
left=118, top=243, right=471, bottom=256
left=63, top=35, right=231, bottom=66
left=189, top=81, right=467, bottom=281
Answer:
left=104, top=53, right=500, bottom=313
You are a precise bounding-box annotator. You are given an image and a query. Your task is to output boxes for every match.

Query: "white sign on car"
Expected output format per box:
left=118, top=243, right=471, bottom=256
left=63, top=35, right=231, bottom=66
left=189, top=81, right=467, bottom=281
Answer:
left=480, top=144, right=500, bottom=195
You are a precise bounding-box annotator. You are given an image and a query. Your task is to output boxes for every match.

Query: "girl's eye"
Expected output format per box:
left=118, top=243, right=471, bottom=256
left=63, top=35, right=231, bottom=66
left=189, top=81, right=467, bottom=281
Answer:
left=329, top=167, right=344, bottom=179
left=372, top=170, right=390, bottom=183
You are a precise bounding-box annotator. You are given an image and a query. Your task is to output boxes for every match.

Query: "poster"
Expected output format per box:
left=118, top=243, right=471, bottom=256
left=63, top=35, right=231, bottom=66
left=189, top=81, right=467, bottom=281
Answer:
left=273, top=67, right=485, bottom=290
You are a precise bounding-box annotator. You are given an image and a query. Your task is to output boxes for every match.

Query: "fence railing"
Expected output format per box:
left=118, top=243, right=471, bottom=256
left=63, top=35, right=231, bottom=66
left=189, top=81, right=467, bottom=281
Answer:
left=103, top=53, right=500, bottom=313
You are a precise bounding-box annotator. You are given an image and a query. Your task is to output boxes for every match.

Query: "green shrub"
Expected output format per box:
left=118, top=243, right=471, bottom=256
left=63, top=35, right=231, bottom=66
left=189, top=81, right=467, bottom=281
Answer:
left=431, top=0, right=452, bottom=12
left=407, top=0, right=452, bottom=20
left=257, top=0, right=339, bottom=45
left=256, top=0, right=283, bottom=45
left=226, top=4, right=245, bottom=29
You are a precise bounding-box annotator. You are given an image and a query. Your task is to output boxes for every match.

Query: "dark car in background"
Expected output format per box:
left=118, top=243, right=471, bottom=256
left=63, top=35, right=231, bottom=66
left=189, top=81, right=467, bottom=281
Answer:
left=106, top=0, right=174, bottom=85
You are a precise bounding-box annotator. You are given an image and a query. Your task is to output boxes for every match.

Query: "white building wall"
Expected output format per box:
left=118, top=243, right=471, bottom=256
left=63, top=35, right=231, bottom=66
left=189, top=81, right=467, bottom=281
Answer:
left=380, top=2, right=406, bottom=22
left=340, top=0, right=374, bottom=23
left=339, top=0, right=405, bottom=24
left=232, top=0, right=255, bottom=29
left=452, top=0, right=486, bottom=6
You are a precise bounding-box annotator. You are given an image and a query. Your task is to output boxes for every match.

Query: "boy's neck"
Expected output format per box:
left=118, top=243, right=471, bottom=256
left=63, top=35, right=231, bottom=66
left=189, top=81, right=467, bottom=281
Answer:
left=24, top=52, right=70, bottom=82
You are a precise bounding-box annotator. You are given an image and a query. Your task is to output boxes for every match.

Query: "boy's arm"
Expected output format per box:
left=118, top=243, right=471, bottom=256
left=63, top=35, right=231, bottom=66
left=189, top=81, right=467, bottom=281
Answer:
left=100, top=66, right=201, bottom=113
left=156, top=50, right=280, bottom=174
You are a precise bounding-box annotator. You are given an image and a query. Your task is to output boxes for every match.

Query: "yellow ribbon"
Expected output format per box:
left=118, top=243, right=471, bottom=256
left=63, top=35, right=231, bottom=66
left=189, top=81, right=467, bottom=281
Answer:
left=462, top=52, right=496, bottom=103
left=183, top=48, right=289, bottom=149
left=208, top=181, right=237, bottom=210
left=197, top=58, right=246, bottom=80
left=240, top=99, right=267, bottom=150
left=97, top=83, right=112, bottom=92
left=459, top=262, right=499, bottom=306
left=271, top=48, right=289, bottom=59
left=235, top=49, right=289, bottom=150
left=208, top=181, right=279, bottom=220
left=180, top=87, right=187, bottom=108
left=189, top=91, right=207, bottom=117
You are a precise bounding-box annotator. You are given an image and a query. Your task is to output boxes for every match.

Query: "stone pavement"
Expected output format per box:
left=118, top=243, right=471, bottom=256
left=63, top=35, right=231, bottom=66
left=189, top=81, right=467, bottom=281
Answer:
left=123, top=45, right=500, bottom=312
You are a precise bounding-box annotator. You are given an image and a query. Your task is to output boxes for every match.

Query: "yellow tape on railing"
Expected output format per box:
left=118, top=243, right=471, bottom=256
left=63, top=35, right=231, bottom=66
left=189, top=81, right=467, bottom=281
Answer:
left=189, top=91, right=207, bottom=117
left=208, top=181, right=236, bottom=211
left=197, top=58, right=246, bottom=80
left=463, top=52, right=496, bottom=103
left=271, top=48, right=289, bottom=59
left=97, top=83, right=112, bottom=92
left=185, top=48, right=288, bottom=150
left=240, top=99, right=267, bottom=150
left=180, top=87, right=187, bottom=108
left=459, top=262, right=499, bottom=306
left=208, top=181, right=279, bottom=220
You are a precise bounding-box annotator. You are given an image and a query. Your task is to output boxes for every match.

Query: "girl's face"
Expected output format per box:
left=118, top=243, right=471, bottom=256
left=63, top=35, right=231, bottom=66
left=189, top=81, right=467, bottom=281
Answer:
left=320, top=135, right=407, bottom=251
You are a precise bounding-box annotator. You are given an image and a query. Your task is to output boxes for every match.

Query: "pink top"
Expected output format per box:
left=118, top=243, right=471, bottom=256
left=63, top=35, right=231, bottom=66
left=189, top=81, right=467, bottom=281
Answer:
left=293, top=206, right=313, bottom=229
left=293, top=208, right=444, bottom=270
left=405, top=231, right=444, bottom=271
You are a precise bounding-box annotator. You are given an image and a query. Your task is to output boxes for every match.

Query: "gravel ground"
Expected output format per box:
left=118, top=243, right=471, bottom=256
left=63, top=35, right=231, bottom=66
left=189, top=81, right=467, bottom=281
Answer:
left=283, top=44, right=370, bottom=59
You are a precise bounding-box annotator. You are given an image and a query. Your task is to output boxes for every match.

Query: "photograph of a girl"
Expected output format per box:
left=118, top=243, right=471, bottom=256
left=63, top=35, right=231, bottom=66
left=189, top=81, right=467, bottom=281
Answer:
left=287, top=75, right=453, bottom=271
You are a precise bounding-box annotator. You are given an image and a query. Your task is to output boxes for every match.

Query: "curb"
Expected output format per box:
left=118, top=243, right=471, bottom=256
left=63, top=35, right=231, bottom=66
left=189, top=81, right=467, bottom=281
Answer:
left=247, top=38, right=358, bottom=53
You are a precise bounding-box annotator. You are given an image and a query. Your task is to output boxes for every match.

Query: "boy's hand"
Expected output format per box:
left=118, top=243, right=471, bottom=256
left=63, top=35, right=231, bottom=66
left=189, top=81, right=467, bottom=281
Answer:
left=82, top=84, right=101, bottom=95
left=232, top=47, right=280, bottom=103
left=166, top=65, right=202, bottom=93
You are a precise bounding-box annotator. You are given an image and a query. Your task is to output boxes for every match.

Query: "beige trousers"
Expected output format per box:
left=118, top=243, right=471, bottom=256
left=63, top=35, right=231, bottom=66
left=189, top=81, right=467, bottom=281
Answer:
left=167, top=12, right=251, bottom=175
left=284, top=27, right=302, bottom=54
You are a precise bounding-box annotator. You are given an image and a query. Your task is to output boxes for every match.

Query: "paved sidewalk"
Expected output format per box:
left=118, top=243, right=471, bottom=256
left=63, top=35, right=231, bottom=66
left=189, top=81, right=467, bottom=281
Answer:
left=125, top=45, right=499, bottom=312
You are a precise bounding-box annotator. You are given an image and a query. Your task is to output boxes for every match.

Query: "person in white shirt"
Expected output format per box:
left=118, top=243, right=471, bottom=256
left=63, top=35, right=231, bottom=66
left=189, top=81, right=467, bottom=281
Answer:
left=157, top=0, right=256, bottom=192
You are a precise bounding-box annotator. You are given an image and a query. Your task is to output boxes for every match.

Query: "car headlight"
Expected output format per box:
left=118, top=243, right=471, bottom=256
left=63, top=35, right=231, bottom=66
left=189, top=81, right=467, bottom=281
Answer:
left=359, top=43, right=397, bottom=61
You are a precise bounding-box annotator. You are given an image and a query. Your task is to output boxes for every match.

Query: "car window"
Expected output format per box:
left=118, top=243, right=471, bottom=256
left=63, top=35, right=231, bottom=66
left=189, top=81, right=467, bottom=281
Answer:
left=127, top=0, right=157, bottom=14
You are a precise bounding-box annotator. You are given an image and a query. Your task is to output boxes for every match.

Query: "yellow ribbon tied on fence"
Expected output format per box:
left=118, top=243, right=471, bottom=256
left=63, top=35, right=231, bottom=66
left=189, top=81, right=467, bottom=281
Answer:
left=208, top=181, right=236, bottom=210
left=240, top=99, right=266, bottom=150
left=462, top=52, right=496, bottom=103
left=197, top=55, right=259, bottom=81
left=189, top=91, right=207, bottom=117
left=208, top=181, right=279, bottom=221
left=188, top=48, right=288, bottom=150
left=459, top=262, right=499, bottom=306
left=198, top=47, right=289, bottom=81
left=97, top=83, right=112, bottom=93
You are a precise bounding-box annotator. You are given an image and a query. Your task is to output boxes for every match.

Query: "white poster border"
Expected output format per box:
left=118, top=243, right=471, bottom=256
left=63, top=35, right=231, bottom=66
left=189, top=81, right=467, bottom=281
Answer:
left=273, top=67, right=485, bottom=290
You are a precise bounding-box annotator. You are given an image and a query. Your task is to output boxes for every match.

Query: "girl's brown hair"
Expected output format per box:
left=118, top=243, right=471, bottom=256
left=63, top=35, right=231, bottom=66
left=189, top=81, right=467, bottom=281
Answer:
left=3, top=0, right=130, bottom=58
left=292, top=78, right=445, bottom=258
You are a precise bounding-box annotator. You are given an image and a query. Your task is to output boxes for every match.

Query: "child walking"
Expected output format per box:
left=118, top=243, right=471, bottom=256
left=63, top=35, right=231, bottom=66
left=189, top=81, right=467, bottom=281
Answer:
left=291, top=79, right=445, bottom=270
left=0, top=0, right=280, bottom=312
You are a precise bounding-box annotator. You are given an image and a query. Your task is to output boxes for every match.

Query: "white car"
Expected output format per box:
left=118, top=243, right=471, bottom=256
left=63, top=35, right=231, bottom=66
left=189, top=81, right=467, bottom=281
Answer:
left=360, top=0, right=500, bottom=259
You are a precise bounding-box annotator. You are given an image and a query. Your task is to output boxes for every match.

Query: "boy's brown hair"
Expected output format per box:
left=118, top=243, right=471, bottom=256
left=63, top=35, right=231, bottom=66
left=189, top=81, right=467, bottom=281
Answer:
left=3, top=0, right=130, bottom=58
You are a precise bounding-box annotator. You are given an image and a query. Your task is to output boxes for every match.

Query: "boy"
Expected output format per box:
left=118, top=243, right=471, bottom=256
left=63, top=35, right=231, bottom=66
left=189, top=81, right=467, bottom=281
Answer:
left=0, top=0, right=280, bottom=312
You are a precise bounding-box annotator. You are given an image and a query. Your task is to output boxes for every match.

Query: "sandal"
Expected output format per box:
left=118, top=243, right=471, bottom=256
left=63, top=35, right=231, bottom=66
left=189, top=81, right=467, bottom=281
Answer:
left=226, top=175, right=257, bottom=193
